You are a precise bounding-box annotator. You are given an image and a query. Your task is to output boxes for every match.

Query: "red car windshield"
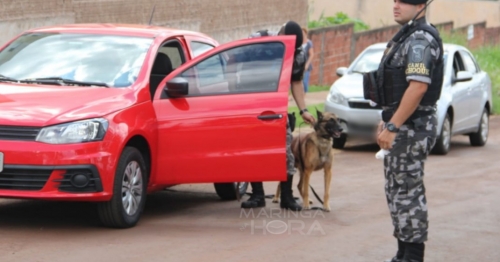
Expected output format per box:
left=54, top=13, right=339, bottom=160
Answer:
left=0, top=33, right=153, bottom=87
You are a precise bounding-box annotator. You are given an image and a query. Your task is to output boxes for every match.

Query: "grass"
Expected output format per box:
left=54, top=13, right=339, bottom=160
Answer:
left=308, top=12, right=370, bottom=32
left=308, top=85, right=330, bottom=92
left=473, top=46, right=500, bottom=114
left=441, top=32, right=468, bottom=47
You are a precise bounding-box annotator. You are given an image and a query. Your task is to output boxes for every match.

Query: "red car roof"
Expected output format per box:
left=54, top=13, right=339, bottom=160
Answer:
left=27, top=23, right=213, bottom=39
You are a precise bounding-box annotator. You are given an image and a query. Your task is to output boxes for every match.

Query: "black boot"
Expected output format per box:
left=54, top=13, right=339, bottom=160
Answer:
left=280, top=175, right=302, bottom=211
left=403, top=242, right=425, bottom=262
left=384, top=239, right=406, bottom=262
left=241, top=182, right=265, bottom=208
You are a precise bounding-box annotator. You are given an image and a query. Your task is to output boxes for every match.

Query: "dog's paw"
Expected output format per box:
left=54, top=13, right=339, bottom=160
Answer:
left=323, top=205, right=331, bottom=212
left=272, top=198, right=279, bottom=203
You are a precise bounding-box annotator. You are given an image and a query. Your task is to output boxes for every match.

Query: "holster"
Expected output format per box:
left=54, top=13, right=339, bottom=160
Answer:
left=381, top=110, right=393, bottom=123
left=383, top=66, right=407, bottom=106
left=363, top=70, right=384, bottom=105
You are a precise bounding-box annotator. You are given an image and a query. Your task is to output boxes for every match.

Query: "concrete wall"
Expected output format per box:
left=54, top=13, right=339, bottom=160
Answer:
left=309, top=0, right=500, bottom=29
left=0, top=0, right=308, bottom=45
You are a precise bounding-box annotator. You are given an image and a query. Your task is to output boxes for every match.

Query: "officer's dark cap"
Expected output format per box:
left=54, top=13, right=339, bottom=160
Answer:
left=400, top=0, right=428, bottom=5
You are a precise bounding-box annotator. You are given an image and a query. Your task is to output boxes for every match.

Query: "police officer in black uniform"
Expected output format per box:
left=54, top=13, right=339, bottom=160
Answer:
left=241, top=21, right=316, bottom=211
left=363, top=1, right=443, bottom=261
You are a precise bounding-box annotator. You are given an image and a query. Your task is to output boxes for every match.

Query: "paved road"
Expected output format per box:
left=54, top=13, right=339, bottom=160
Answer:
left=0, top=116, right=499, bottom=262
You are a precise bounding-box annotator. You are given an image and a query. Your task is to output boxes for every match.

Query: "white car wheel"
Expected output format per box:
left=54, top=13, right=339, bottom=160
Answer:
left=469, top=108, right=489, bottom=147
left=432, top=114, right=451, bottom=155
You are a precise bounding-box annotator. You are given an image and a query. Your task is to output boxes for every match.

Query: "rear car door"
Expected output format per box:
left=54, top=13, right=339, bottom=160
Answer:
left=450, top=51, right=472, bottom=132
left=152, top=36, right=296, bottom=184
left=459, top=50, right=483, bottom=127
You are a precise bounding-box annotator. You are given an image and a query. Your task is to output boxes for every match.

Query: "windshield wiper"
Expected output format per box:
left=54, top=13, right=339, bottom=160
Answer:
left=351, top=70, right=366, bottom=74
left=0, top=74, right=20, bottom=83
left=20, top=77, right=109, bottom=87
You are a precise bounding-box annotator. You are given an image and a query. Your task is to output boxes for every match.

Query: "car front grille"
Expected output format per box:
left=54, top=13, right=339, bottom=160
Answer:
left=0, top=126, right=41, bottom=141
left=0, top=167, right=52, bottom=190
left=348, top=101, right=382, bottom=110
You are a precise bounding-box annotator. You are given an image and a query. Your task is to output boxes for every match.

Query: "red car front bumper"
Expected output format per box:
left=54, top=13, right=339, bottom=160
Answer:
left=0, top=140, right=117, bottom=201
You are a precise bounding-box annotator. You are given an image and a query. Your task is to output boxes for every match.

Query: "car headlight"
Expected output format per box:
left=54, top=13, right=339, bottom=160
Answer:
left=36, top=118, right=108, bottom=144
left=328, top=85, right=346, bottom=105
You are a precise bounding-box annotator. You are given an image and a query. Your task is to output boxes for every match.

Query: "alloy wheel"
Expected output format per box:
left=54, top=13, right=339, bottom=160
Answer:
left=122, top=161, right=143, bottom=216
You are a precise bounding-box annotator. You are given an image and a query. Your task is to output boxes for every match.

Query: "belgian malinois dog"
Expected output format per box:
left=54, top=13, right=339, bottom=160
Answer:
left=273, top=110, right=343, bottom=211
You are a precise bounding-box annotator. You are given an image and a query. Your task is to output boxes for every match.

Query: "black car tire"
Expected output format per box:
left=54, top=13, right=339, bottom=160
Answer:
left=214, top=182, right=249, bottom=200
left=469, top=108, right=489, bottom=147
left=98, top=147, right=148, bottom=228
left=432, top=114, right=451, bottom=155
left=332, top=134, right=347, bottom=149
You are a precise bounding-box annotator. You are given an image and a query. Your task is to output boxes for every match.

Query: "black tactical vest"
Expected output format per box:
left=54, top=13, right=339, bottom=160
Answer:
left=378, top=22, right=444, bottom=108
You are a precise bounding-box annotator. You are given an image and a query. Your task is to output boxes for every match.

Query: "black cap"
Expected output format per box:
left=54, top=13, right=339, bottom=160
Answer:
left=401, top=0, right=427, bottom=4
left=280, top=21, right=303, bottom=49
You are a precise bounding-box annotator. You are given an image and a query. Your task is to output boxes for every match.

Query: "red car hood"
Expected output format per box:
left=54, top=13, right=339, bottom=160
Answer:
left=0, top=83, right=138, bottom=126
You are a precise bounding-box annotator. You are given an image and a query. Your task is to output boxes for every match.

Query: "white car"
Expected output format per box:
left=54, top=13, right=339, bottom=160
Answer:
left=325, top=43, right=493, bottom=155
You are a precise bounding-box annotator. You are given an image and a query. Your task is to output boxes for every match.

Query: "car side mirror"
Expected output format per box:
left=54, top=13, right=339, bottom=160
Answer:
left=455, top=71, right=473, bottom=83
left=164, top=77, right=189, bottom=97
left=336, top=67, right=348, bottom=77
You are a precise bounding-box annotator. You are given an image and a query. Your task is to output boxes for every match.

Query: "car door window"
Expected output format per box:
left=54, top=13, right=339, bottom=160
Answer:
left=174, top=42, right=284, bottom=96
left=158, top=41, right=185, bottom=70
left=195, top=54, right=225, bottom=87
left=190, top=41, right=215, bottom=58
left=459, top=51, right=479, bottom=74
left=150, top=40, right=186, bottom=99
left=452, top=52, right=465, bottom=79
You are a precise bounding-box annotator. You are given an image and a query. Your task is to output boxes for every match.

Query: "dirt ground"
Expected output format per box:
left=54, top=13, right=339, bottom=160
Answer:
left=0, top=115, right=498, bottom=262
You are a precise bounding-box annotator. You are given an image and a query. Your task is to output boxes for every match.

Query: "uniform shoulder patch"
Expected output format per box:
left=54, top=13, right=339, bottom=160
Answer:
left=410, top=44, right=427, bottom=63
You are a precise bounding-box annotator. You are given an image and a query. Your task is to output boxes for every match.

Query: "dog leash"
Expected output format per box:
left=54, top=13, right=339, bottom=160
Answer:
left=297, top=122, right=326, bottom=208
left=240, top=121, right=327, bottom=210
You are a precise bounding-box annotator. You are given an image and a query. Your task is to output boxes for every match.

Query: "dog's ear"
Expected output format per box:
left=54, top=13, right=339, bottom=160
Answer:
left=316, top=108, right=323, bottom=121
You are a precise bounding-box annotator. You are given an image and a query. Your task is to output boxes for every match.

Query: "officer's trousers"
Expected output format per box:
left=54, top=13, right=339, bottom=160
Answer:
left=383, top=114, right=437, bottom=243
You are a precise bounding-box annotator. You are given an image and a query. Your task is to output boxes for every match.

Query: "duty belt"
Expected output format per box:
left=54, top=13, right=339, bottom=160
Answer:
left=382, top=109, right=435, bottom=124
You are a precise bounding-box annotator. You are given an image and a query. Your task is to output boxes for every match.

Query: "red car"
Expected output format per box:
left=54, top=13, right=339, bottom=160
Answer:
left=0, top=24, right=297, bottom=228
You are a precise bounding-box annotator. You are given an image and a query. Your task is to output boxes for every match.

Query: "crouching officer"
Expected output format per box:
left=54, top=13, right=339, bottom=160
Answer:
left=241, top=21, right=316, bottom=211
left=364, top=0, right=443, bottom=261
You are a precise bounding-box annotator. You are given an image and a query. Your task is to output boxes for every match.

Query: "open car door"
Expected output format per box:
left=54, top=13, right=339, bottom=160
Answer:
left=152, top=36, right=297, bottom=185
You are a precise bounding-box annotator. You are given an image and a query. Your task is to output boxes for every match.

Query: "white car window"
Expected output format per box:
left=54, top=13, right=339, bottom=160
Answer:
left=190, top=41, right=215, bottom=58
left=459, top=51, right=479, bottom=74
left=350, top=49, right=384, bottom=73
left=452, top=52, right=466, bottom=78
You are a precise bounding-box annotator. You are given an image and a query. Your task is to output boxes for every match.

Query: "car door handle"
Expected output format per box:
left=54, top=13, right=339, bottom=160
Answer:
left=257, top=114, right=283, bottom=120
